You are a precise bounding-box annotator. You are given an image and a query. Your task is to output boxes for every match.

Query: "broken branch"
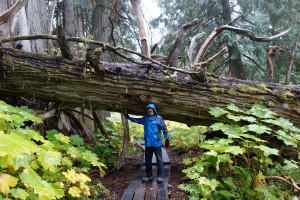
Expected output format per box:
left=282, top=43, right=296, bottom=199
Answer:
left=193, top=25, right=291, bottom=67
left=265, top=176, right=300, bottom=191
left=195, top=47, right=228, bottom=67
left=166, top=19, right=200, bottom=67
left=0, top=0, right=29, bottom=24
left=185, top=32, right=206, bottom=69
left=1, top=34, right=197, bottom=75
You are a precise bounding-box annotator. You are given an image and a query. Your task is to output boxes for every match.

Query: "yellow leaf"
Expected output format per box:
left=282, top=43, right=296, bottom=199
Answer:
left=80, top=183, right=90, bottom=196
left=63, top=169, right=78, bottom=184
left=253, top=171, right=265, bottom=188
left=69, top=186, right=81, bottom=197
left=0, top=173, right=18, bottom=195
left=78, top=173, right=91, bottom=183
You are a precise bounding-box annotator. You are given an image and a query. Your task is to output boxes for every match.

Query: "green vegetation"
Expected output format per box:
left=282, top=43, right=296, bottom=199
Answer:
left=0, top=100, right=106, bottom=199
left=180, top=103, right=300, bottom=199
left=167, top=122, right=206, bottom=153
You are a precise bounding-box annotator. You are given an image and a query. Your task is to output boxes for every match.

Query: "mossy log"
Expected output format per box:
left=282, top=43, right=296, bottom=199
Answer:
left=0, top=47, right=300, bottom=126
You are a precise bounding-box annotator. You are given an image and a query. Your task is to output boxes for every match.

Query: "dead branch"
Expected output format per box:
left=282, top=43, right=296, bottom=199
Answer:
left=185, top=32, right=206, bottom=69
left=166, top=19, right=200, bottom=67
left=0, top=0, right=29, bottom=25
left=265, top=176, right=300, bottom=191
left=266, top=46, right=283, bottom=83
left=285, top=30, right=300, bottom=85
left=193, top=25, right=291, bottom=67
left=130, top=0, right=151, bottom=57
left=57, top=26, right=73, bottom=59
left=195, top=47, right=228, bottom=67
left=151, top=36, right=165, bottom=54
left=0, top=34, right=198, bottom=75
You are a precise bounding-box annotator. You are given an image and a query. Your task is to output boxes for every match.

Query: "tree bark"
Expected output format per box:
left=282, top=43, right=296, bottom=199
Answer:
left=130, top=0, right=151, bottom=57
left=266, top=46, right=282, bottom=83
left=1, top=47, right=300, bottom=127
left=63, top=0, right=84, bottom=57
left=26, top=0, right=47, bottom=53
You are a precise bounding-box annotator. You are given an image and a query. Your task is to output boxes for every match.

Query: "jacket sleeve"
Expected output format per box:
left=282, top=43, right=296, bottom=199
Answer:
left=157, top=116, right=169, bottom=139
left=129, top=116, right=145, bottom=125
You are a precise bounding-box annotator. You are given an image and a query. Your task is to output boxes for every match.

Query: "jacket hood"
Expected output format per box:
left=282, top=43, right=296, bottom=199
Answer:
left=146, top=104, right=158, bottom=116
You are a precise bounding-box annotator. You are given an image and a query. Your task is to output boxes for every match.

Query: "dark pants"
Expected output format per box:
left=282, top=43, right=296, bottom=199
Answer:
left=145, top=146, right=164, bottom=177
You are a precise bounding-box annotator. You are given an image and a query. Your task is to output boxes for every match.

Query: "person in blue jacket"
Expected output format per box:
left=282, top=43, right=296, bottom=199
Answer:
left=124, top=104, right=169, bottom=183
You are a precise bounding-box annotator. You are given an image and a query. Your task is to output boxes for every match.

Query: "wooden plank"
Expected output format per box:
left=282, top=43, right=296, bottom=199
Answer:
left=122, top=166, right=145, bottom=200
left=157, top=165, right=171, bottom=200
left=162, top=148, right=170, bottom=164
left=145, top=176, right=158, bottom=200
left=133, top=182, right=146, bottom=200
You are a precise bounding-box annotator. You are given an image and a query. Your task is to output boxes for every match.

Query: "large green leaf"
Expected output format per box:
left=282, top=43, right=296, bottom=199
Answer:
left=70, top=135, right=85, bottom=146
left=210, top=123, right=230, bottom=132
left=248, top=104, right=276, bottom=119
left=254, top=145, right=279, bottom=157
left=275, top=130, right=297, bottom=147
left=38, top=151, right=62, bottom=172
left=204, top=151, right=233, bottom=171
left=0, top=133, right=39, bottom=157
left=263, top=117, right=294, bottom=131
left=200, top=142, right=245, bottom=155
left=55, top=134, right=70, bottom=144
left=20, top=168, right=64, bottom=199
left=226, top=103, right=243, bottom=113
left=245, top=124, right=271, bottom=134
left=10, top=188, right=29, bottom=200
left=209, top=107, right=228, bottom=117
left=239, top=134, right=266, bottom=143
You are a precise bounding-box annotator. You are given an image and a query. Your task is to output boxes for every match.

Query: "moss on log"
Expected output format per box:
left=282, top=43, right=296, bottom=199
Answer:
left=0, top=47, right=299, bottom=126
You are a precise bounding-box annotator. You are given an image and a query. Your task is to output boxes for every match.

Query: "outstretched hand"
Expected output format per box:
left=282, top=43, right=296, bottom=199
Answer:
left=165, top=139, right=170, bottom=148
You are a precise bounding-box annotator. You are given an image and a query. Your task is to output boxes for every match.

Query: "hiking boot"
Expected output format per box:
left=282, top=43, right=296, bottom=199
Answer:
left=157, top=176, right=163, bottom=183
left=142, top=176, right=154, bottom=182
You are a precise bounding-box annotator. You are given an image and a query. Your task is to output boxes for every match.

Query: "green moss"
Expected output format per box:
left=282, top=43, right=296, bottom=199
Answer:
left=228, top=88, right=237, bottom=96
left=210, top=87, right=225, bottom=94
left=255, top=83, right=272, bottom=93
left=236, top=84, right=260, bottom=94
left=280, top=90, right=294, bottom=101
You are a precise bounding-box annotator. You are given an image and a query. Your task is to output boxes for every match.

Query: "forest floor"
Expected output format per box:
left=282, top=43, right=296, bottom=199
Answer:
left=99, top=148, right=201, bottom=200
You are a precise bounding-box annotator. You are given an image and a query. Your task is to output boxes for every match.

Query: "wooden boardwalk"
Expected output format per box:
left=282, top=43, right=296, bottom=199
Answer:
left=122, top=147, right=171, bottom=200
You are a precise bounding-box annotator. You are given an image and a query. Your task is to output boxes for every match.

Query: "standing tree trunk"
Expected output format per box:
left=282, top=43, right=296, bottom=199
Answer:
left=92, top=0, right=112, bottom=60
left=63, top=0, right=84, bottom=57
left=13, top=7, right=31, bottom=51
left=26, top=0, right=47, bottom=53
left=45, top=0, right=58, bottom=51
left=130, top=0, right=151, bottom=58
left=221, top=0, right=246, bottom=80
left=116, top=114, right=130, bottom=170
left=0, top=0, right=13, bottom=48
left=92, top=0, right=111, bottom=121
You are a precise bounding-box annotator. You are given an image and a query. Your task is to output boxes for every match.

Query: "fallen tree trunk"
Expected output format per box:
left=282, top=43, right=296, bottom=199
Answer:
left=0, top=47, right=300, bottom=126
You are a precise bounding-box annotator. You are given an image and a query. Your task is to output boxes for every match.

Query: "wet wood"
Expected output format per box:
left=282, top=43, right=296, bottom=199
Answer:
left=122, top=165, right=171, bottom=200
left=1, top=47, right=300, bottom=127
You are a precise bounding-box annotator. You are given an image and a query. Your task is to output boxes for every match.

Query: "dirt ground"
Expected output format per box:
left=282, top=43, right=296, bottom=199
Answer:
left=99, top=148, right=195, bottom=200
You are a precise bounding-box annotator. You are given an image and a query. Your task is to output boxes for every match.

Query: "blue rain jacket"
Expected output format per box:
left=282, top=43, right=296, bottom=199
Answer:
left=129, top=104, right=169, bottom=147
